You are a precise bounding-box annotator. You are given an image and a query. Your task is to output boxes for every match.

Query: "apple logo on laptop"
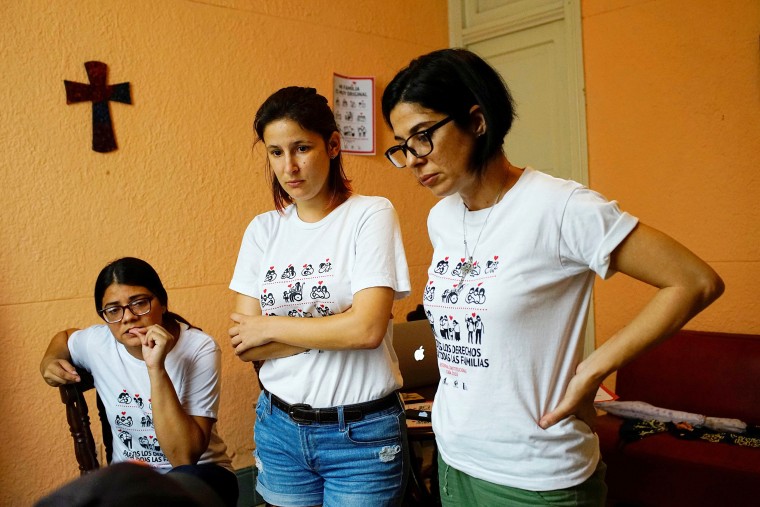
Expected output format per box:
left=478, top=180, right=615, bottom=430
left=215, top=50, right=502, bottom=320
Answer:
left=414, top=346, right=425, bottom=361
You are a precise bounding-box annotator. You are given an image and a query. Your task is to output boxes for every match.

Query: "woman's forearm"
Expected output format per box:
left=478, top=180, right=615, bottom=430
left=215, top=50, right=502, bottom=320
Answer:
left=231, top=287, right=395, bottom=353
left=539, top=224, right=723, bottom=429
left=581, top=281, right=721, bottom=384
left=40, top=329, right=81, bottom=386
left=148, top=368, right=210, bottom=466
left=237, top=341, right=308, bottom=362
left=581, top=223, right=724, bottom=382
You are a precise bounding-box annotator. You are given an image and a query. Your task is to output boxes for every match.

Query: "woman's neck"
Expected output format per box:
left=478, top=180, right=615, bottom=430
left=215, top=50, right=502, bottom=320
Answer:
left=294, top=194, right=347, bottom=223
left=460, top=156, right=521, bottom=211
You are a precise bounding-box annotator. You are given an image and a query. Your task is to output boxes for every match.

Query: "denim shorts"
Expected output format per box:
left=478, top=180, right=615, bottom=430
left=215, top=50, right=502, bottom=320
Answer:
left=253, top=390, right=409, bottom=507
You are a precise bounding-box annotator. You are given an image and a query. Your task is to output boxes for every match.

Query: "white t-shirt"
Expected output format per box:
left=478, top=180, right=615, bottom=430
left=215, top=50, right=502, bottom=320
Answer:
left=426, top=168, right=638, bottom=491
left=230, top=195, right=411, bottom=407
left=68, top=323, right=232, bottom=471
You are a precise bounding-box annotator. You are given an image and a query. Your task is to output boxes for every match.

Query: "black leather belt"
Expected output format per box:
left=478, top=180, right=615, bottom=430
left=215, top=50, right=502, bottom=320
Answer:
left=265, top=390, right=399, bottom=424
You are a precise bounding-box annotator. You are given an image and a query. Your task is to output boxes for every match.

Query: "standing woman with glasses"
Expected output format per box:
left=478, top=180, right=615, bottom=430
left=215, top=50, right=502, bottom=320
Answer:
left=228, top=86, right=411, bottom=507
left=40, top=257, right=237, bottom=507
left=382, top=48, right=724, bottom=506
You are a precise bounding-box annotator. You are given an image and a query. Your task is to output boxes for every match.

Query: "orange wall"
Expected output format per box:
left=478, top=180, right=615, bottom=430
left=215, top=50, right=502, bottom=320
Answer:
left=582, top=0, right=760, bottom=342
left=2, top=0, right=758, bottom=504
left=1, top=1, right=445, bottom=504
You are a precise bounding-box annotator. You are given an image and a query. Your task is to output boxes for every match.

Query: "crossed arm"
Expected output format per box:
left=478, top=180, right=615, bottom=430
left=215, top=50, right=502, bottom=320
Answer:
left=539, top=223, right=725, bottom=429
left=229, top=286, right=395, bottom=362
left=40, top=328, right=215, bottom=467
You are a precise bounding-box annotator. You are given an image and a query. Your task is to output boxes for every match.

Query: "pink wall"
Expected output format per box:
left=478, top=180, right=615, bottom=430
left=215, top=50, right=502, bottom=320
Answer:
left=582, top=0, right=760, bottom=343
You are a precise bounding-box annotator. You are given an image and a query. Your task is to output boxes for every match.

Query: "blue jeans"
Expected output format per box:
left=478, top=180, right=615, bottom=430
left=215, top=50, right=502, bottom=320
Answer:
left=254, top=390, right=409, bottom=507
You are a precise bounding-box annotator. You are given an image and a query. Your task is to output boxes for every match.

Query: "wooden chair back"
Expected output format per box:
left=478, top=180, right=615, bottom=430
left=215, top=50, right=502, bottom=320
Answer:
left=59, top=370, right=113, bottom=475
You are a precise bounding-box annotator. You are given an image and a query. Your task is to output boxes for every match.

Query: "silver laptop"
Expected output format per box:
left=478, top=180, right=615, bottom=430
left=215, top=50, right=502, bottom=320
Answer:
left=393, top=320, right=440, bottom=390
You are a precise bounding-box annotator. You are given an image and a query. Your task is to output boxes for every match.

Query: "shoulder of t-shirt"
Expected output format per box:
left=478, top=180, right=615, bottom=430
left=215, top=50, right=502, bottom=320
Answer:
left=504, top=169, right=593, bottom=220
left=341, top=195, right=400, bottom=226
left=244, top=207, right=294, bottom=244
left=178, top=324, right=219, bottom=355
left=429, top=193, right=460, bottom=217
left=346, top=194, right=393, bottom=211
left=426, top=169, right=583, bottom=224
left=68, top=324, right=113, bottom=368
left=70, top=324, right=112, bottom=345
left=250, top=207, right=289, bottom=230
left=520, top=167, right=584, bottom=199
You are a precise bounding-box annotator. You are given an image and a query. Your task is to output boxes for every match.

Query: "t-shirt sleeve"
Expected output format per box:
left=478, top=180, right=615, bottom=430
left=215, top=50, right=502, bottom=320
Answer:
left=67, top=328, right=93, bottom=372
left=352, top=200, right=411, bottom=299
left=559, top=188, right=639, bottom=279
left=229, top=218, right=264, bottom=298
left=180, top=336, right=222, bottom=420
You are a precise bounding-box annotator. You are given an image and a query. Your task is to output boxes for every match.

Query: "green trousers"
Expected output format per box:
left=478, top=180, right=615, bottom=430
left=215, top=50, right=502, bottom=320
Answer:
left=438, top=455, right=607, bottom=506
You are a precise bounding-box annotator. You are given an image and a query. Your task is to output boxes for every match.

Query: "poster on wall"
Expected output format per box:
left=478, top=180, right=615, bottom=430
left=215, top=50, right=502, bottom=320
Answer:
left=333, top=73, right=375, bottom=155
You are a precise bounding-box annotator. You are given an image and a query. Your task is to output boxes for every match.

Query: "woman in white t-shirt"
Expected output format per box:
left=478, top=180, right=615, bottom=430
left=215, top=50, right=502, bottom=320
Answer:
left=40, top=257, right=236, bottom=507
left=229, top=86, right=411, bottom=507
left=381, top=48, right=724, bottom=506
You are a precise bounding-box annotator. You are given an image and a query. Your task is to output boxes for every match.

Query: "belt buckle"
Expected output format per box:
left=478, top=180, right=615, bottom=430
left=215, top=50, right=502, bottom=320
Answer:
left=288, top=403, right=314, bottom=424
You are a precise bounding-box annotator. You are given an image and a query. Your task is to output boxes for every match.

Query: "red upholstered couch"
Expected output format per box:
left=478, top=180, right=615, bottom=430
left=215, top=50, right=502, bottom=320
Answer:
left=596, top=330, right=760, bottom=507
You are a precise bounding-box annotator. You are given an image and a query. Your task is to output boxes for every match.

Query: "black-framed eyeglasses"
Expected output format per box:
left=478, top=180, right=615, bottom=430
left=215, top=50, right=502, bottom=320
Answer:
left=99, top=297, right=154, bottom=324
left=385, top=116, right=453, bottom=168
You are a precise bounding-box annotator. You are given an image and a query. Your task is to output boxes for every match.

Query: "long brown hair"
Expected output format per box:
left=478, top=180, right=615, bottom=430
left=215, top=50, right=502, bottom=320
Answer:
left=253, top=86, right=352, bottom=213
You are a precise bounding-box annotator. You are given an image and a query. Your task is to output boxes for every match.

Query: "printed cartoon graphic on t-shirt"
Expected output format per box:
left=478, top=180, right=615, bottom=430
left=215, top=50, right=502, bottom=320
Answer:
left=441, top=283, right=464, bottom=304
left=423, top=281, right=435, bottom=301
left=310, top=282, right=330, bottom=299
left=465, top=285, right=486, bottom=305
left=281, top=264, right=296, bottom=279
left=260, top=258, right=338, bottom=354
left=426, top=254, right=499, bottom=387
left=113, top=389, right=167, bottom=465
left=434, top=257, right=450, bottom=275
left=316, top=304, right=334, bottom=317
left=118, top=429, right=132, bottom=449
left=282, top=282, right=303, bottom=302
left=261, top=289, right=275, bottom=307
left=425, top=310, right=435, bottom=331
left=452, top=258, right=480, bottom=280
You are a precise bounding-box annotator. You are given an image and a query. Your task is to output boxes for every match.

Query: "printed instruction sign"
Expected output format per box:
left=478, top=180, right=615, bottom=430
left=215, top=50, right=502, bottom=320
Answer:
left=333, top=73, right=375, bottom=155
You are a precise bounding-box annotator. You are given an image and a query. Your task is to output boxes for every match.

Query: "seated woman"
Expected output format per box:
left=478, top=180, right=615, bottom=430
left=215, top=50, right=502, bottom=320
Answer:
left=40, top=257, right=237, bottom=507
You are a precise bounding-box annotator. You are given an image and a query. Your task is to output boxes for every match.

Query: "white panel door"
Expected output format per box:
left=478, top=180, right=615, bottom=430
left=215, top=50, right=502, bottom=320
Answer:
left=449, top=0, right=595, bottom=354
left=469, top=20, right=569, bottom=178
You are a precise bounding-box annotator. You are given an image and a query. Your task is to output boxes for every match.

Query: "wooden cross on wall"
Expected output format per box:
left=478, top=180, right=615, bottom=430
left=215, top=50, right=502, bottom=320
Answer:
left=64, top=61, right=132, bottom=153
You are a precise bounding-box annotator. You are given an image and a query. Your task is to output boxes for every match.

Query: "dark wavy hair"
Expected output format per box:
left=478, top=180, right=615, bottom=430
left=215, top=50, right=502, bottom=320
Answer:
left=382, top=48, right=517, bottom=176
left=94, top=257, right=196, bottom=329
left=253, top=86, right=352, bottom=213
